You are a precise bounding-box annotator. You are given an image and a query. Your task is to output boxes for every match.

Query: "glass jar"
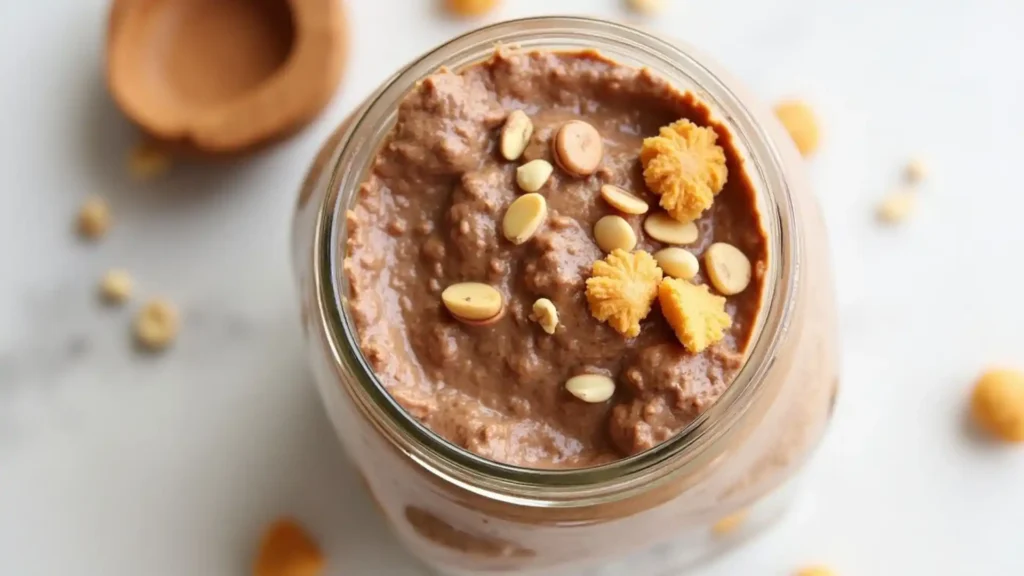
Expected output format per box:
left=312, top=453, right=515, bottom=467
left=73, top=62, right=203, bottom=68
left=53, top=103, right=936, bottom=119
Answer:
left=292, top=16, right=838, bottom=576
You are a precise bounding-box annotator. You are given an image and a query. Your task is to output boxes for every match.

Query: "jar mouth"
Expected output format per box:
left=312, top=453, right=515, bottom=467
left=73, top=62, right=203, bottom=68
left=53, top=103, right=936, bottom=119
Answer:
left=313, top=16, right=800, bottom=504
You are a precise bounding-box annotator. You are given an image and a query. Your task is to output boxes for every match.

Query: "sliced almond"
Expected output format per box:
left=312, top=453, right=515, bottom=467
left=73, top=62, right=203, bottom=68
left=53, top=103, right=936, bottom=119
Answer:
left=500, top=110, right=534, bottom=161
left=502, top=193, right=548, bottom=245
left=600, top=184, right=649, bottom=215
left=654, top=247, right=699, bottom=280
left=643, top=212, right=698, bottom=245
left=554, top=120, right=603, bottom=177
left=529, top=298, right=559, bottom=334
left=593, top=215, right=637, bottom=253
left=441, top=282, right=503, bottom=321
left=565, top=374, right=616, bottom=403
left=516, top=159, right=553, bottom=192
left=705, top=242, right=751, bottom=295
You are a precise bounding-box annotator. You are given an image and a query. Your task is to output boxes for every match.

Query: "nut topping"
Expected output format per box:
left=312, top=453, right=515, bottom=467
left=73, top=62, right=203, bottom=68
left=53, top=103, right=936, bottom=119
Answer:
left=600, top=184, right=649, bottom=215
left=501, top=110, right=534, bottom=161
left=502, top=193, right=548, bottom=244
left=704, top=242, right=752, bottom=295
left=643, top=212, right=698, bottom=245
left=441, top=282, right=504, bottom=322
left=593, top=215, right=637, bottom=253
left=565, top=374, right=616, bottom=403
left=554, top=120, right=603, bottom=177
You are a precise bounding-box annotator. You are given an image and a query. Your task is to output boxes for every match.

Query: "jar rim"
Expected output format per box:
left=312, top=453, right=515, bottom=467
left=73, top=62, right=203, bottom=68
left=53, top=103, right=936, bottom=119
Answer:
left=312, top=16, right=801, bottom=506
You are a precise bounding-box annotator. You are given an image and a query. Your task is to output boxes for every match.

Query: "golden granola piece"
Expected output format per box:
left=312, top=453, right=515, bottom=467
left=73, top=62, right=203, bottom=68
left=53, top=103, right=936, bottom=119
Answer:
left=586, top=249, right=663, bottom=337
left=254, top=518, right=325, bottom=576
left=640, top=119, right=728, bottom=223
left=658, top=278, right=731, bottom=353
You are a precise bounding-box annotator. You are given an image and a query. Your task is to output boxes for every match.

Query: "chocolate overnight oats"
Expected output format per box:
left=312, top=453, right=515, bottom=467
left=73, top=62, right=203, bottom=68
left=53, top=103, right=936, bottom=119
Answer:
left=343, top=48, right=768, bottom=468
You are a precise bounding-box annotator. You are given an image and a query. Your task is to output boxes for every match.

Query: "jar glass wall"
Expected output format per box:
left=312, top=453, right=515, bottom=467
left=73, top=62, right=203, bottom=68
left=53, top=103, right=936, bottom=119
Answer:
left=292, top=17, right=838, bottom=576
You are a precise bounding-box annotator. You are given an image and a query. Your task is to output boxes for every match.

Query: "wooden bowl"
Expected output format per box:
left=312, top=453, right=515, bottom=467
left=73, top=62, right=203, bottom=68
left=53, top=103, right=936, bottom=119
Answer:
left=106, top=0, right=347, bottom=155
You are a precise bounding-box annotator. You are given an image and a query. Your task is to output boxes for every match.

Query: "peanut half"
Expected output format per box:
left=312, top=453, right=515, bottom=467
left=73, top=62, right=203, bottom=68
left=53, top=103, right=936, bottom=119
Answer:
left=600, top=184, right=649, bottom=215
left=593, top=215, right=637, bottom=253
left=565, top=374, right=616, bottom=403
left=441, top=282, right=503, bottom=322
left=516, top=159, right=553, bottom=192
left=643, top=212, right=698, bottom=245
left=502, top=193, right=548, bottom=244
left=704, top=242, right=752, bottom=295
left=554, top=120, right=603, bottom=177
left=500, top=110, right=534, bottom=161
left=654, top=247, right=699, bottom=280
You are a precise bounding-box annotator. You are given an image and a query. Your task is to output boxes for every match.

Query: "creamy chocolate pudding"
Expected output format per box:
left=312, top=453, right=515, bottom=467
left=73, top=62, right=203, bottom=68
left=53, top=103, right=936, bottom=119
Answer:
left=343, top=49, right=768, bottom=469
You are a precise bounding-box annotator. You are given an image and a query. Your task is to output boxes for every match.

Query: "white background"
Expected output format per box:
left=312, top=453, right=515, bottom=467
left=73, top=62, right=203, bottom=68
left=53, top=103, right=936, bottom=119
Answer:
left=1, top=0, right=1023, bottom=574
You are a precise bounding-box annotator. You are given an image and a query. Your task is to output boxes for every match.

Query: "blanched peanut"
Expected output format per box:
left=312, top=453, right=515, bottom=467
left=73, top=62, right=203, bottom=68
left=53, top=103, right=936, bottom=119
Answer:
left=904, top=157, right=927, bottom=183
left=516, top=159, right=553, bottom=192
left=626, top=0, right=666, bottom=15
left=654, top=247, right=699, bottom=280
left=441, top=283, right=503, bottom=321
left=501, top=110, right=534, bottom=161
left=135, top=299, right=178, bottom=351
left=502, top=193, right=548, bottom=244
left=77, top=196, right=111, bottom=240
left=773, top=99, right=820, bottom=157
left=565, top=374, right=615, bottom=403
left=876, top=188, right=916, bottom=224
left=99, top=269, right=133, bottom=304
left=600, top=184, right=649, bottom=215
left=530, top=298, right=559, bottom=334
left=704, top=242, right=752, bottom=295
left=593, top=215, right=637, bottom=253
left=643, top=212, right=698, bottom=245
left=554, top=120, right=603, bottom=177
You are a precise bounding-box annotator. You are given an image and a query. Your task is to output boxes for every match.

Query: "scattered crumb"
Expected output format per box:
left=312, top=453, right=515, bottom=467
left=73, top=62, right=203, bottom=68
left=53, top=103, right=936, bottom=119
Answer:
left=711, top=509, right=748, bottom=535
left=444, top=0, right=499, bottom=17
left=586, top=249, right=663, bottom=338
left=640, top=119, right=728, bottom=222
left=626, top=0, right=666, bottom=15
left=254, top=518, right=325, bottom=576
left=76, top=196, right=111, bottom=240
left=773, top=100, right=821, bottom=157
left=134, top=298, right=179, bottom=351
left=970, top=368, right=1024, bottom=443
left=658, top=278, right=731, bottom=353
left=904, top=157, right=927, bottom=183
left=99, top=269, right=133, bottom=304
left=795, top=566, right=836, bottom=576
left=875, top=188, right=916, bottom=224
left=128, top=140, right=172, bottom=180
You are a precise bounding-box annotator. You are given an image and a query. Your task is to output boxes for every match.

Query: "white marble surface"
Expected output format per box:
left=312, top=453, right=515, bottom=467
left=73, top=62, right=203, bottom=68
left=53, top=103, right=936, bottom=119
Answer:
left=2, top=0, right=1023, bottom=574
